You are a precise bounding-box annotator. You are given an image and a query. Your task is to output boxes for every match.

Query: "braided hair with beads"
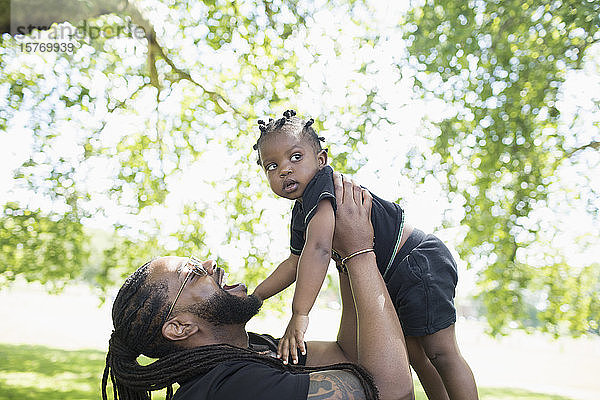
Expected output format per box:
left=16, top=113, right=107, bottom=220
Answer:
left=253, top=109, right=326, bottom=166
left=102, top=260, right=379, bottom=400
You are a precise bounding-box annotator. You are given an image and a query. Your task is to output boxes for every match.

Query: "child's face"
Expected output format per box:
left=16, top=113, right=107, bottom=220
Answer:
left=258, top=131, right=327, bottom=200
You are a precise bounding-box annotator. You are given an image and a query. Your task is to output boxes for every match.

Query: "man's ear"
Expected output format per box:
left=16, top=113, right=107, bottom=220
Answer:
left=318, top=148, right=328, bottom=168
left=162, top=315, right=200, bottom=342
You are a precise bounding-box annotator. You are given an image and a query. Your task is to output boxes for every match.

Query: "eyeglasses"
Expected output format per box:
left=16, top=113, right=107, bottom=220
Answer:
left=165, top=256, right=208, bottom=321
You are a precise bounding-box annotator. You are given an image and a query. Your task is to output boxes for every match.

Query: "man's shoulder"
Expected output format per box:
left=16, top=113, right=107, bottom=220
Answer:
left=174, top=359, right=272, bottom=396
left=175, top=357, right=309, bottom=400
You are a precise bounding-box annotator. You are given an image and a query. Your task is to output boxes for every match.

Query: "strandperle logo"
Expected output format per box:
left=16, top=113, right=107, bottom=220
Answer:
left=8, top=0, right=146, bottom=40
left=13, top=20, right=147, bottom=41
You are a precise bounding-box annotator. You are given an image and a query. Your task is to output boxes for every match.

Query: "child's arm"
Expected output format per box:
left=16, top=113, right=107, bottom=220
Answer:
left=278, top=199, right=335, bottom=364
left=253, top=253, right=299, bottom=302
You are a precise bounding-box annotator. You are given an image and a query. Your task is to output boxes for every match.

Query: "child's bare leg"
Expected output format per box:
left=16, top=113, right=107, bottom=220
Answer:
left=406, top=337, right=450, bottom=400
left=420, top=324, right=478, bottom=400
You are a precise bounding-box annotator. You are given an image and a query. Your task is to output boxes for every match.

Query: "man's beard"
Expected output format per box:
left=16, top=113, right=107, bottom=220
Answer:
left=182, top=290, right=262, bottom=326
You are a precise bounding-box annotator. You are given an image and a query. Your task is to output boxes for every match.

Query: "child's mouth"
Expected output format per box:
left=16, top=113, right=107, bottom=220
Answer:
left=282, top=179, right=298, bottom=193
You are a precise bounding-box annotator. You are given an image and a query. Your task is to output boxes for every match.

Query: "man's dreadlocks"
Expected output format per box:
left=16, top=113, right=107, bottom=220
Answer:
left=253, top=109, right=326, bottom=166
left=102, top=260, right=379, bottom=400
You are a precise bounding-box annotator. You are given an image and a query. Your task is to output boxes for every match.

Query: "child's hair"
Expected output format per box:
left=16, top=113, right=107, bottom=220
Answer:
left=253, top=109, right=326, bottom=166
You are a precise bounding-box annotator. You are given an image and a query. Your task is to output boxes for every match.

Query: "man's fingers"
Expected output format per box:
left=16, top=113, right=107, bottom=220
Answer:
left=362, top=188, right=373, bottom=212
left=352, top=179, right=363, bottom=205
left=343, top=174, right=353, bottom=200
left=333, top=172, right=344, bottom=205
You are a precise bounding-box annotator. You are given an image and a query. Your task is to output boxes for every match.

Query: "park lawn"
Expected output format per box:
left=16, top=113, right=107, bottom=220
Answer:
left=0, top=343, right=576, bottom=400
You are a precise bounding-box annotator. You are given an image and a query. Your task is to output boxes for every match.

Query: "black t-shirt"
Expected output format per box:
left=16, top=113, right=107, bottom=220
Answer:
left=290, top=165, right=405, bottom=277
left=173, top=360, right=309, bottom=400
left=173, top=333, right=309, bottom=400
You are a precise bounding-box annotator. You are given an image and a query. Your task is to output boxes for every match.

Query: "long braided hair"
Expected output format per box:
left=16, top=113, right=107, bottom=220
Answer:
left=102, top=261, right=379, bottom=400
left=253, top=109, right=326, bottom=166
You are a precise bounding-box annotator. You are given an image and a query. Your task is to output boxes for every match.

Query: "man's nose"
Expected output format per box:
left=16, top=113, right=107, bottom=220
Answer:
left=201, top=259, right=217, bottom=274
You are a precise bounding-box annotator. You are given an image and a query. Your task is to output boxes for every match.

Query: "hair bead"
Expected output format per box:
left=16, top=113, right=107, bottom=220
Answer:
left=283, top=109, right=296, bottom=119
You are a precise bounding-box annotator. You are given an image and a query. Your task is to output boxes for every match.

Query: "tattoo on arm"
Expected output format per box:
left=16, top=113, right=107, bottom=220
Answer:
left=307, top=370, right=365, bottom=400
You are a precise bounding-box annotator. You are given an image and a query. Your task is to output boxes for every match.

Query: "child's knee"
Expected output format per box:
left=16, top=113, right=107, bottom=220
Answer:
left=424, top=350, right=447, bottom=370
left=424, top=346, right=462, bottom=371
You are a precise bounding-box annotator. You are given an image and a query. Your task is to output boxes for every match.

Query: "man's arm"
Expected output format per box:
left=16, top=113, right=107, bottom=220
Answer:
left=334, top=175, right=413, bottom=400
left=253, top=254, right=299, bottom=301
left=307, top=370, right=365, bottom=399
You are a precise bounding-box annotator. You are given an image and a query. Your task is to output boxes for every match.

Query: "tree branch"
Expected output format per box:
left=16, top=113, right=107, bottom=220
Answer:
left=575, top=38, right=600, bottom=69
left=262, top=0, right=276, bottom=29
left=565, top=140, right=600, bottom=158
left=3, top=0, right=245, bottom=118
left=89, top=82, right=150, bottom=141
left=147, top=33, right=246, bottom=117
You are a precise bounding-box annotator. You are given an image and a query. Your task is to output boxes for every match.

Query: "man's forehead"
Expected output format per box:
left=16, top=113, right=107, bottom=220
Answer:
left=148, top=256, right=186, bottom=280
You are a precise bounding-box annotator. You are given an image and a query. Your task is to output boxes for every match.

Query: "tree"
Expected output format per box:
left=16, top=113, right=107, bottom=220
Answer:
left=402, top=0, right=600, bottom=335
left=0, top=0, right=312, bottom=293
left=2, top=0, right=598, bottom=337
left=0, top=0, right=378, bottom=305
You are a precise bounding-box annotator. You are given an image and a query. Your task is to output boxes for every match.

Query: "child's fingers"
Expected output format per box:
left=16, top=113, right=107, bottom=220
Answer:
left=277, top=338, right=286, bottom=360
left=280, top=337, right=290, bottom=365
left=298, top=338, right=306, bottom=356
left=289, top=336, right=298, bottom=364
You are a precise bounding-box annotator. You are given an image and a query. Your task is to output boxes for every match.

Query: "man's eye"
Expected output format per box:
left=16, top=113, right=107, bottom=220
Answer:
left=291, top=153, right=302, bottom=161
left=265, top=163, right=277, bottom=171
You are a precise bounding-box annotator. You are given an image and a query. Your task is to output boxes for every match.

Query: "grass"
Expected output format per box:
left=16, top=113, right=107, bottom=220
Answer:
left=0, top=343, right=577, bottom=400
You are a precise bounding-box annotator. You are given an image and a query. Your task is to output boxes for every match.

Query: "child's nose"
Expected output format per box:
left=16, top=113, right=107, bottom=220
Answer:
left=280, top=164, right=292, bottom=176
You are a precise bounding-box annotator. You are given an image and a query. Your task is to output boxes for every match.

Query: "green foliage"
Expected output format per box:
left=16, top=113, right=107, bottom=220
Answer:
left=404, top=0, right=600, bottom=335
left=0, top=202, right=88, bottom=290
left=0, top=0, right=367, bottom=299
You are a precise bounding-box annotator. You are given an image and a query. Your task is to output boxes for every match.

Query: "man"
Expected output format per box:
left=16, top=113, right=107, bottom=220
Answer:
left=102, top=174, right=414, bottom=400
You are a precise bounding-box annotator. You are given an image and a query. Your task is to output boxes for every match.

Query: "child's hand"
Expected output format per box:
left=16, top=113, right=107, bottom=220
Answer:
left=277, top=313, right=309, bottom=365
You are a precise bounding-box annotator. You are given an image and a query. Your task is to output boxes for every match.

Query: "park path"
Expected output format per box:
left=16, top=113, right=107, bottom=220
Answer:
left=1, top=282, right=599, bottom=400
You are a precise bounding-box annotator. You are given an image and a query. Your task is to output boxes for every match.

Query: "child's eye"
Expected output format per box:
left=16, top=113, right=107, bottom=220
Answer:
left=291, top=153, right=302, bottom=161
left=265, top=163, right=277, bottom=171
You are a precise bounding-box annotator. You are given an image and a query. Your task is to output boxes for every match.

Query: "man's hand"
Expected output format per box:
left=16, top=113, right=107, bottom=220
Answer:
left=277, top=313, right=309, bottom=365
left=332, top=172, right=374, bottom=258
